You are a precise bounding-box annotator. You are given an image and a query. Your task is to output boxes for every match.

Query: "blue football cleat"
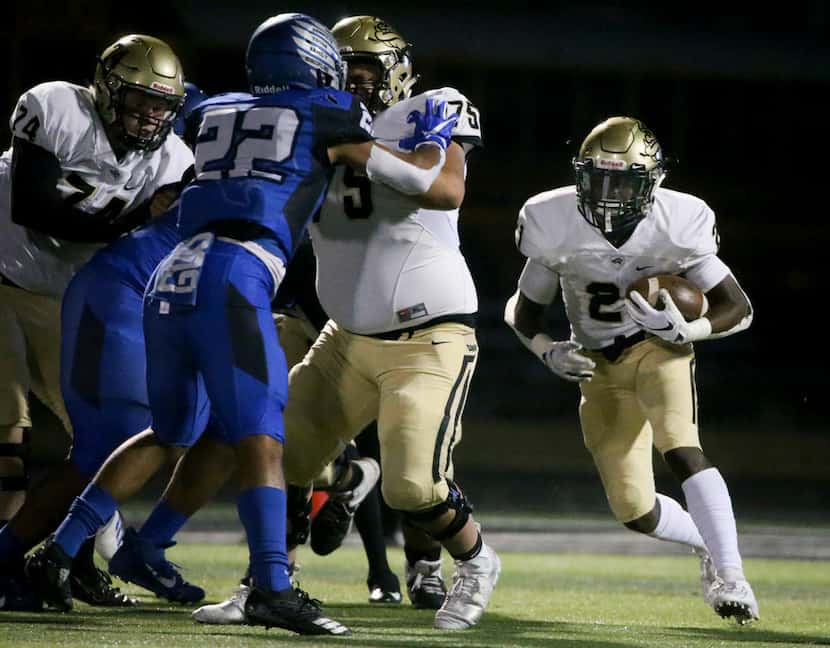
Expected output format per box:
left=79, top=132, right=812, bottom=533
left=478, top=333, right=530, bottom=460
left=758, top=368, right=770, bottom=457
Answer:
left=108, top=528, right=204, bottom=603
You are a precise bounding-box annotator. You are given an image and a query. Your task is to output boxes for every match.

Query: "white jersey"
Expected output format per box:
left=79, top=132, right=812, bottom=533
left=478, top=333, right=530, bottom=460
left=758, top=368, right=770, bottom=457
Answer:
left=517, top=186, right=730, bottom=349
left=0, top=81, right=193, bottom=297
left=312, top=87, right=482, bottom=334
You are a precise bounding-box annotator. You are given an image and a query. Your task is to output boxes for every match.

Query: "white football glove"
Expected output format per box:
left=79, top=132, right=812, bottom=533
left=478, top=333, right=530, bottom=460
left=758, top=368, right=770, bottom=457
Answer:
left=625, top=289, right=712, bottom=344
left=530, top=335, right=596, bottom=382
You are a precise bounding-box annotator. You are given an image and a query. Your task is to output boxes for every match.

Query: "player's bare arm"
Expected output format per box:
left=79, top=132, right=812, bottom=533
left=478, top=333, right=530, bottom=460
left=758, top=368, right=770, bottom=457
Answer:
left=412, top=141, right=465, bottom=210
left=506, top=291, right=547, bottom=340
left=703, top=274, right=752, bottom=333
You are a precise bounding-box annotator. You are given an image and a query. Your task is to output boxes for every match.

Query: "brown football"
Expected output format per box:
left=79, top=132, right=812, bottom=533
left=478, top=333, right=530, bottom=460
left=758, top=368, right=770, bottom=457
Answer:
left=626, top=274, right=708, bottom=321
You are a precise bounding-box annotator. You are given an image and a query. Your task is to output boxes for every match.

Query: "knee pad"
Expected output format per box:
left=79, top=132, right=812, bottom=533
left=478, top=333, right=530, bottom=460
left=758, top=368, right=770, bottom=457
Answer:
left=0, top=429, right=30, bottom=493
left=286, top=484, right=312, bottom=548
left=401, top=480, right=473, bottom=542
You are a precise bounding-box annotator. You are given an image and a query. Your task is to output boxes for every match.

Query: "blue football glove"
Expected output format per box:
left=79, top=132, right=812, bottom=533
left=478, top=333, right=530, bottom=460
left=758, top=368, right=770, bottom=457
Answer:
left=398, top=97, right=458, bottom=151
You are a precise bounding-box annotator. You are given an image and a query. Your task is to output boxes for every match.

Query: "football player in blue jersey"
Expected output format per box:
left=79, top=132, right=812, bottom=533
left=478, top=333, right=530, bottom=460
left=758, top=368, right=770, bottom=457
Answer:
left=25, top=13, right=456, bottom=636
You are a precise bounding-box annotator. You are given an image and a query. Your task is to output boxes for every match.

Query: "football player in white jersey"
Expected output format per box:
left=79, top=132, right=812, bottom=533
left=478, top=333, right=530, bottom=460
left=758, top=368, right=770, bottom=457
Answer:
left=278, top=16, right=500, bottom=631
left=504, top=116, right=759, bottom=624
left=0, top=34, right=193, bottom=610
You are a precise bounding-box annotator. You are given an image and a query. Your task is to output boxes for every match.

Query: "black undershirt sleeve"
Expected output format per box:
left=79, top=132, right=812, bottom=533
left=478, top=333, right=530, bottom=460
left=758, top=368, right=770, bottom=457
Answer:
left=10, top=137, right=152, bottom=243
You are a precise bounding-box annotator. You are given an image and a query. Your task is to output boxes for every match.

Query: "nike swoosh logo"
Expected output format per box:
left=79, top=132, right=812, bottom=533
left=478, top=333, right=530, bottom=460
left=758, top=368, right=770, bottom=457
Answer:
left=431, top=341, right=450, bottom=346
left=654, top=323, right=674, bottom=331
left=636, top=265, right=655, bottom=271
left=145, top=563, right=177, bottom=589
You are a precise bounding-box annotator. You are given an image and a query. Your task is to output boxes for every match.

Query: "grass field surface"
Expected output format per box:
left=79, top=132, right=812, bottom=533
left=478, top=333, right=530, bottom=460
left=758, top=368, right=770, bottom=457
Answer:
left=2, top=542, right=828, bottom=648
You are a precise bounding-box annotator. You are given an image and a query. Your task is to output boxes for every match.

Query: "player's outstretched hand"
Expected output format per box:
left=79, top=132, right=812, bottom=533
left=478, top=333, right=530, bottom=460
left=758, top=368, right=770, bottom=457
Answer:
left=399, top=98, right=458, bottom=151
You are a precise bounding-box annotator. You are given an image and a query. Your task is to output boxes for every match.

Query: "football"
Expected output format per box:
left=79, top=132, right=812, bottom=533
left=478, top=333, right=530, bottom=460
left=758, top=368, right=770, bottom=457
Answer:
left=626, top=274, right=708, bottom=321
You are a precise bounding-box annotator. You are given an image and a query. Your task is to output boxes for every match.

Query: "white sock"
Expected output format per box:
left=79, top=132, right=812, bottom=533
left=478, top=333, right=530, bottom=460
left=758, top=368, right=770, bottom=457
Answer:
left=648, top=493, right=706, bottom=552
left=682, top=467, right=744, bottom=581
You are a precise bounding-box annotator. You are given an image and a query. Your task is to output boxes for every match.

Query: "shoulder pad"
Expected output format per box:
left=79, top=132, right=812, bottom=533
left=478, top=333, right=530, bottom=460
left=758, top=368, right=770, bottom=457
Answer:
left=655, top=189, right=719, bottom=257
left=10, top=82, right=93, bottom=160
left=516, top=189, right=573, bottom=260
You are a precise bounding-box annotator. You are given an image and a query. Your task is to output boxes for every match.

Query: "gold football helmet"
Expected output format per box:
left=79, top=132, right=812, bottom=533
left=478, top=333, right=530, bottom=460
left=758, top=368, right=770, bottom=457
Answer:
left=93, top=34, right=185, bottom=151
left=573, top=116, right=666, bottom=243
left=331, top=15, right=417, bottom=113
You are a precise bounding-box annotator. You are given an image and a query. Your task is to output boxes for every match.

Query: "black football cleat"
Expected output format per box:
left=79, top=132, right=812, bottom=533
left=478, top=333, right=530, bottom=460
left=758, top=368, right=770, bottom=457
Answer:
left=367, top=570, right=402, bottom=604
left=405, top=558, right=447, bottom=610
left=0, top=561, right=43, bottom=612
left=70, top=561, right=138, bottom=607
left=244, top=585, right=352, bottom=636
left=310, top=457, right=380, bottom=556
left=24, top=537, right=73, bottom=612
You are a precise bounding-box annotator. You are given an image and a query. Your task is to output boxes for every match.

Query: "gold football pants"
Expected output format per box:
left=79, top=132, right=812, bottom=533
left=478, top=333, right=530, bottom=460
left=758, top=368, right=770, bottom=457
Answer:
left=579, top=337, right=700, bottom=522
left=0, top=284, right=70, bottom=431
left=283, top=320, right=477, bottom=513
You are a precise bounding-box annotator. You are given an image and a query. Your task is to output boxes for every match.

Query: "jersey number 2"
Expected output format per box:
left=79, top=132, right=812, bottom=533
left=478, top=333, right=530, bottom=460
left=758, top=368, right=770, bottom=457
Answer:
left=195, top=106, right=300, bottom=182
left=587, top=282, right=622, bottom=323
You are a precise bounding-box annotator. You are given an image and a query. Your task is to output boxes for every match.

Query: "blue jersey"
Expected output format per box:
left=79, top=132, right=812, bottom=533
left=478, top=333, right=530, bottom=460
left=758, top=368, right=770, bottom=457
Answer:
left=178, top=89, right=372, bottom=261
left=87, top=210, right=181, bottom=292
left=60, top=209, right=181, bottom=476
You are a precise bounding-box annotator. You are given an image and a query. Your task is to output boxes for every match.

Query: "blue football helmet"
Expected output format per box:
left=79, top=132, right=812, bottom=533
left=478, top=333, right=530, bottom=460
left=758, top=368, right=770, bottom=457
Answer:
left=173, top=82, right=208, bottom=136
left=246, top=13, right=345, bottom=95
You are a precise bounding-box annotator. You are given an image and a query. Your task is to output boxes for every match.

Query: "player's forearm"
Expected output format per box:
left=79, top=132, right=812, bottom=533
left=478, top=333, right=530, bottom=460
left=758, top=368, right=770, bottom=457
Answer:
left=11, top=137, right=151, bottom=242
left=504, top=290, right=547, bottom=341
left=13, top=199, right=151, bottom=243
left=703, top=276, right=753, bottom=337
left=410, top=143, right=466, bottom=210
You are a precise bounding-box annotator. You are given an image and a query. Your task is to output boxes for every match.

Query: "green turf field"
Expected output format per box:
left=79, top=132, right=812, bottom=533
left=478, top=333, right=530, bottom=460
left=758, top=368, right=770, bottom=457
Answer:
left=2, top=544, right=828, bottom=648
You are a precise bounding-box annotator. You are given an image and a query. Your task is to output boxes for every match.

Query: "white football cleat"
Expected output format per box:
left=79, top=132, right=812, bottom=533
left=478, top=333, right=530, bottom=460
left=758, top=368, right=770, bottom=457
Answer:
left=710, top=578, right=759, bottom=624
left=433, top=544, right=501, bottom=630
left=192, top=585, right=249, bottom=625
left=694, top=547, right=719, bottom=605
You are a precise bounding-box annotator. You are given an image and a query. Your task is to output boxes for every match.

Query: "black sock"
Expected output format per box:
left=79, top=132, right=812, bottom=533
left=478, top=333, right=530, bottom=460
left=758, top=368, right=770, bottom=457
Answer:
left=355, top=485, right=392, bottom=578
left=405, top=544, right=442, bottom=566
left=450, top=532, right=482, bottom=562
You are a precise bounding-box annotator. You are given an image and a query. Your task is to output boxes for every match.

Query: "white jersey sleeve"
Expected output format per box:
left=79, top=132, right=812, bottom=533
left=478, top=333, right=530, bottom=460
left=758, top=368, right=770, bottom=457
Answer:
left=376, top=87, right=483, bottom=154
left=668, top=196, right=730, bottom=292
left=516, top=188, right=569, bottom=264
left=425, top=87, right=483, bottom=153
left=9, top=82, right=90, bottom=163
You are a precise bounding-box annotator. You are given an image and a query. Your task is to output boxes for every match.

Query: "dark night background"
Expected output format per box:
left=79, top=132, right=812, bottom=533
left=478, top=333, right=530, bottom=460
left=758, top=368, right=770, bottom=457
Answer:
left=4, top=1, right=827, bottom=521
